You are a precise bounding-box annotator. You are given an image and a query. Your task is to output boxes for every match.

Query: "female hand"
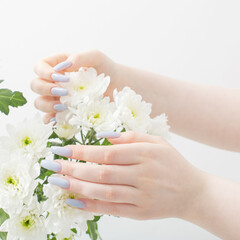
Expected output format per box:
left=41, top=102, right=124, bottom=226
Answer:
left=31, top=50, right=121, bottom=123
left=41, top=131, right=205, bottom=220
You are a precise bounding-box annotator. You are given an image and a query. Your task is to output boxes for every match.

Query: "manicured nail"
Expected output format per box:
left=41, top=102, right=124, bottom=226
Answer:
left=65, top=199, right=86, bottom=209
left=53, top=61, right=72, bottom=71
left=51, top=87, right=68, bottom=96
left=50, top=117, right=56, bottom=123
left=53, top=104, right=67, bottom=111
left=51, top=146, right=72, bottom=157
left=48, top=176, right=69, bottom=189
left=41, top=160, right=62, bottom=172
left=96, top=131, right=121, bottom=138
left=52, top=73, right=69, bottom=82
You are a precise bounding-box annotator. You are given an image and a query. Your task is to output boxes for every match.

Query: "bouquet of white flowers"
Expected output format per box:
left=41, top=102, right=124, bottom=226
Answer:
left=0, top=68, right=170, bottom=240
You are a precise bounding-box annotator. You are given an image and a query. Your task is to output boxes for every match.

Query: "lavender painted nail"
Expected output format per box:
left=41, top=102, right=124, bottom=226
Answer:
left=53, top=61, right=72, bottom=71
left=51, top=146, right=72, bottom=157
left=96, top=131, right=121, bottom=139
left=53, top=104, right=67, bottom=111
left=48, top=176, right=69, bottom=189
left=50, top=117, right=56, bottom=123
left=41, top=160, right=62, bottom=172
left=52, top=73, right=69, bottom=82
left=65, top=199, right=86, bottom=209
left=51, top=87, right=68, bottom=96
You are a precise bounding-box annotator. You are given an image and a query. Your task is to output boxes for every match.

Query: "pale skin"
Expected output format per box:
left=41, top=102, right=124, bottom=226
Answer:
left=31, top=50, right=240, bottom=240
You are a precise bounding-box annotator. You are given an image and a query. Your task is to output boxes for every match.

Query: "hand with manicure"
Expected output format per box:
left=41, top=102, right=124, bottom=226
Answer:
left=41, top=131, right=204, bottom=220
left=31, top=50, right=119, bottom=123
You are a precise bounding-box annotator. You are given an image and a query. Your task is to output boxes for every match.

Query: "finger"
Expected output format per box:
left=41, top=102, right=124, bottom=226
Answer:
left=53, top=49, right=104, bottom=72
left=66, top=198, right=138, bottom=218
left=49, top=175, right=140, bottom=204
left=31, top=78, right=61, bottom=96
left=43, top=113, right=56, bottom=124
left=34, top=96, right=67, bottom=113
left=97, top=131, right=165, bottom=145
left=46, top=160, right=138, bottom=187
left=50, top=144, right=142, bottom=165
left=34, top=53, right=69, bottom=81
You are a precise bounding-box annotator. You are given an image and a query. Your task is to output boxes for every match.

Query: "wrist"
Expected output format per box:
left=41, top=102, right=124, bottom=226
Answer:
left=177, top=166, right=210, bottom=221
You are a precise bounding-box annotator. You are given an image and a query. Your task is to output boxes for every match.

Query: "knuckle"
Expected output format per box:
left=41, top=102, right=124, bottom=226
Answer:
left=126, top=131, right=137, bottom=142
left=33, top=60, right=42, bottom=74
left=103, top=149, right=115, bottom=164
left=99, top=167, right=111, bottom=182
left=30, top=80, right=35, bottom=92
left=109, top=204, right=119, bottom=216
left=34, top=98, right=40, bottom=110
left=33, top=62, right=39, bottom=74
left=63, top=163, right=75, bottom=176
left=105, top=187, right=116, bottom=201
left=42, top=115, right=50, bottom=124
left=135, top=207, right=150, bottom=220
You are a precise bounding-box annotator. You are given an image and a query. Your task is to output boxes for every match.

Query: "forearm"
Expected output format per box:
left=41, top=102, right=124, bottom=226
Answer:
left=182, top=171, right=240, bottom=240
left=116, top=64, right=240, bottom=152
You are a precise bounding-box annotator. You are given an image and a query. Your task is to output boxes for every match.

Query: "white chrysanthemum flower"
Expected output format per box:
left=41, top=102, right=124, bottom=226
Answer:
left=60, top=67, right=110, bottom=108
left=0, top=153, right=40, bottom=214
left=54, top=111, right=79, bottom=139
left=43, top=184, right=94, bottom=237
left=70, top=97, right=119, bottom=133
left=0, top=197, right=47, bottom=240
left=0, top=113, right=52, bottom=162
left=148, top=113, right=171, bottom=139
left=113, top=87, right=152, bottom=132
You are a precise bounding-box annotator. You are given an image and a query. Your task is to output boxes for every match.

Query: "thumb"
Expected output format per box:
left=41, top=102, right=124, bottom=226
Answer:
left=96, top=131, right=165, bottom=145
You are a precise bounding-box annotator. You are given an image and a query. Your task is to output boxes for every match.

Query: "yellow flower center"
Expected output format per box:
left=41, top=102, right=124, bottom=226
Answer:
left=131, top=110, right=136, bottom=118
left=93, top=113, right=100, bottom=119
left=22, top=137, right=32, bottom=146
left=21, top=215, right=35, bottom=230
left=68, top=193, right=76, bottom=199
left=61, top=124, right=70, bottom=130
left=89, top=113, right=101, bottom=125
left=5, top=175, right=18, bottom=187
left=74, top=85, right=85, bottom=91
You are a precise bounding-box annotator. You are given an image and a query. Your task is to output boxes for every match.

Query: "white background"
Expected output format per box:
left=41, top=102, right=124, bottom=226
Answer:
left=0, top=0, right=240, bottom=239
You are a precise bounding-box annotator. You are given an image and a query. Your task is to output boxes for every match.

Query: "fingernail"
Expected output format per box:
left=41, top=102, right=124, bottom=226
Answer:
left=65, top=199, right=86, bottom=209
left=54, top=61, right=72, bottom=71
left=50, top=117, right=56, bottom=123
left=48, top=176, right=70, bottom=189
left=52, top=73, right=69, bottom=82
left=53, top=104, right=67, bottom=111
left=41, top=160, right=62, bottom=172
left=51, top=146, right=72, bottom=157
left=96, top=131, right=121, bottom=138
left=51, top=87, right=68, bottom=96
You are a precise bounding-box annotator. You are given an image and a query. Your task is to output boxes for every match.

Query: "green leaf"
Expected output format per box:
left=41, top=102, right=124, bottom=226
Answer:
left=0, top=80, right=3, bottom=84
left=0, top=88, right=27, bottom=115
left=0, top=208, right=9, bottom=240
left=86, top=220, right=98, bottom=240
left=0, top=209, right=9, bottom=226
left=86, top=216, right=102, bottom=240
left=38, top=166, right=54, bottom=181
left=102, top=138, right=112, bottom=146
left=71, top=228, right=77, bottom=234
left=93, top=216, right=102, bottom=222
left=48, top=131, right=59, bottom=139
left=8, top=91, right=27, bottom=107
left=34, top=182, right=48, bottom=202
left=0, top=232, right=7, bottom=240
